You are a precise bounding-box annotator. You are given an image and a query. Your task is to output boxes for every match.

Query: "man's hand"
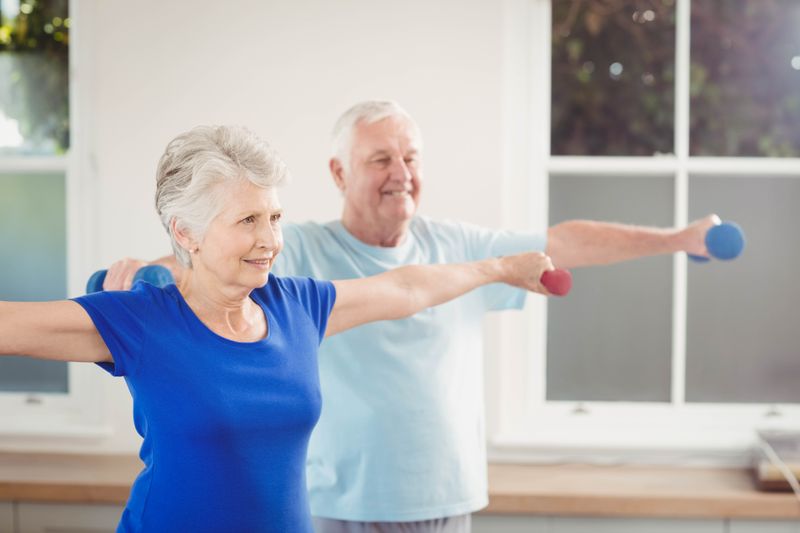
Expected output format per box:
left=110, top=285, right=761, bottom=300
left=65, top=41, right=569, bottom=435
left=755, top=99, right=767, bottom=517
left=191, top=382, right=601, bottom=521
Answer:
left=103, top=258, right=149, bottom=290
left=680, top=213, right=721, bottom=258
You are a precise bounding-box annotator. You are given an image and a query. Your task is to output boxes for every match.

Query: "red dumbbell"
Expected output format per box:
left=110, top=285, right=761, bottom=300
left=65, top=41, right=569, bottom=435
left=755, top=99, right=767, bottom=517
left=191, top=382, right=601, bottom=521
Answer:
left=540, top=268, right=572, bottom=297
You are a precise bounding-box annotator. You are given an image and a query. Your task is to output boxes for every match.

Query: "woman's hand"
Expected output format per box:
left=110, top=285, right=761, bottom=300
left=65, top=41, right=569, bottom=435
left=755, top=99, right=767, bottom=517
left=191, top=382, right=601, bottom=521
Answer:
left=497, top=251, right=555, bottom=295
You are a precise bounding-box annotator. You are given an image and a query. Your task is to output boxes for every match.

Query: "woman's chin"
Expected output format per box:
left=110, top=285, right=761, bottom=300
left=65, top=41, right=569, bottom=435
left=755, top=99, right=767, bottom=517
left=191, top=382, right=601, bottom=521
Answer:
left=230, top=269, right=270, bottom=290
left=248, top=271, right=271, bottom=288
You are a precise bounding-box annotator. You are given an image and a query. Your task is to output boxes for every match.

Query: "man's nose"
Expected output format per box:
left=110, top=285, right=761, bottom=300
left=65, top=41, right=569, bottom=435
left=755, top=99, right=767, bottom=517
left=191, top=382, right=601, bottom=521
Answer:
left=389, top=158, right=413, bottom=182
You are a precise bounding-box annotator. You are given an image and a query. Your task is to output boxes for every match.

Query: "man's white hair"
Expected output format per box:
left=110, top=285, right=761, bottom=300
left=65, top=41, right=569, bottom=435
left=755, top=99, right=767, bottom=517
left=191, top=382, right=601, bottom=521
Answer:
left=155, top=125, right=289, bottom=267
left=330, top=100, right=422, bottom=171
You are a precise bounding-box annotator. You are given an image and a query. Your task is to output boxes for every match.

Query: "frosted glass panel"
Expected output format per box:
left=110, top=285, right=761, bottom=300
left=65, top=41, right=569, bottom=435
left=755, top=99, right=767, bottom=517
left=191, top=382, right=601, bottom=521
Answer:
left=687, top=176, right=800, bottom=403
left=0, top=173, right=68, bottom=393
left=547, top=175, right=674, bottom=402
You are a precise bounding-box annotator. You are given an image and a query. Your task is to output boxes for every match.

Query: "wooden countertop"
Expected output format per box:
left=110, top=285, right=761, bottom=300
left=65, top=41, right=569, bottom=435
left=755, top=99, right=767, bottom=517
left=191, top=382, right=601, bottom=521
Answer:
left=1, top=453, right=799, bottom=519
left=0, top=453, right=140, bottom=504
left=485, top=463, right=800, bottom=519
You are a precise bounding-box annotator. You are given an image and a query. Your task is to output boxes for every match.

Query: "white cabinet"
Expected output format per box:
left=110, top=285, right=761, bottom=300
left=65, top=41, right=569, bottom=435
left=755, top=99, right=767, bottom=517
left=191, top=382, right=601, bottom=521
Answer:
left=0, top=502, right=13, bottom=533
left=474, top=516, right=800, bottom=533
left=729, top=521, right=800, bottom=533
left=546, top=517, right=725, bottom=533
left=16, top=503, right=122, bottom=533
left=474, top=515, right=726, bottom=533
left=473, top=515, right=548, bottom=532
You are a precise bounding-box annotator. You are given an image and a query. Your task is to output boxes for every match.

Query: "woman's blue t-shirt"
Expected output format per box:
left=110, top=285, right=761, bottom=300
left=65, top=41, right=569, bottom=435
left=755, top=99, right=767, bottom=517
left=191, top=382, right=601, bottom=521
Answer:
left=73, top=274, right=336, bottom=533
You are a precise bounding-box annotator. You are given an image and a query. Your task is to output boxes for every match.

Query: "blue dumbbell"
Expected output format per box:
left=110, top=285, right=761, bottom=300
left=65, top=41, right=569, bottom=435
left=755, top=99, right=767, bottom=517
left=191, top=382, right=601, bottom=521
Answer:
left=689, top=221, right=745, bottom=262
left=86, top=265, right=174, bottom=293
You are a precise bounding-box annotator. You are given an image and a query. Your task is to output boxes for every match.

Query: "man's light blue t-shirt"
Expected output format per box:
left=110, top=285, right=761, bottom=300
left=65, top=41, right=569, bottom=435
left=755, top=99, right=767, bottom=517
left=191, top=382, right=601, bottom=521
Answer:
left=272, top=216, right=545, bottom=522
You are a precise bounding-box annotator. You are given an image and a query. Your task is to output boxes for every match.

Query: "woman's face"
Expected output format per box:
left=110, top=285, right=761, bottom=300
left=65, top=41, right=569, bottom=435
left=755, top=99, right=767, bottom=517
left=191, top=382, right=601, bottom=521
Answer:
left=194, top=179, right=284, bottom=290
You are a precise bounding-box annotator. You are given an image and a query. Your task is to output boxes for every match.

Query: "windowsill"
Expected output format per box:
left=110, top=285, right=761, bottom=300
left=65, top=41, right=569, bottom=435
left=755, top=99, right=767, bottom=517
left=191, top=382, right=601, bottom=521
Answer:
left=0, top=453, right=798, bottom=519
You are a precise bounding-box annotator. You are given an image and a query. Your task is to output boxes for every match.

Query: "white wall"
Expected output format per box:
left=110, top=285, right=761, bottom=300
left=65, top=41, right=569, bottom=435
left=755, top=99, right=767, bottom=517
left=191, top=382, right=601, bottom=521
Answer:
left=87, top=0, right=508, bottom=261
left=2, top=0, right=531, bottom=453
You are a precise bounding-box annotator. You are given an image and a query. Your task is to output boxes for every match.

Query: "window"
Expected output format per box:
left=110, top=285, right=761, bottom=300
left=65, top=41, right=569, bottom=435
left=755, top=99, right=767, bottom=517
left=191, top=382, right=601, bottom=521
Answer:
left=1, top=0, right=70, bottom=393
left=0, top=0, right=101, bottom=434
left=491, top=0, right=800, bottom=462
left=0, top=172, right=68, bottom=393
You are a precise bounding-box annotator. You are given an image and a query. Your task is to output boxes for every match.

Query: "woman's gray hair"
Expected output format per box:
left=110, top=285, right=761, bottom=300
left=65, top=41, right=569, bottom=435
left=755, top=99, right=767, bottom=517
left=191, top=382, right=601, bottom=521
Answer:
left=330, top=100, right=422, bottom=171
left=155, top=125, right=289, bottom=267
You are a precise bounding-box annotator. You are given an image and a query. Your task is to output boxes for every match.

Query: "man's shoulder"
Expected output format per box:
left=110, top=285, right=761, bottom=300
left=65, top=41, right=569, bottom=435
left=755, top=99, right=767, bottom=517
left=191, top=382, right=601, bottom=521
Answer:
left=275, top=220, right=342, bottom=274
left=411, top=215, right=487, bottom=243
left=283, top=220, right=337, bottom=237
left=282, top=220, right=339, bottom=249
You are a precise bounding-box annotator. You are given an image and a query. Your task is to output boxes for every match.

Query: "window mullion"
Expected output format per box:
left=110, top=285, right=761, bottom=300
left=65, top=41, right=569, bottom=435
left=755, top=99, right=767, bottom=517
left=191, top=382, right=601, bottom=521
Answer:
left=0, top=156, right=67, bottom=173
left=671, top=0, right=692, bottom=407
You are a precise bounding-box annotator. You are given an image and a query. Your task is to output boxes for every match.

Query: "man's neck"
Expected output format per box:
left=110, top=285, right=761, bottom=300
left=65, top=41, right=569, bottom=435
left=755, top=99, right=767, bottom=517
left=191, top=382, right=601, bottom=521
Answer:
left=340, top=213, right=411, bottom=248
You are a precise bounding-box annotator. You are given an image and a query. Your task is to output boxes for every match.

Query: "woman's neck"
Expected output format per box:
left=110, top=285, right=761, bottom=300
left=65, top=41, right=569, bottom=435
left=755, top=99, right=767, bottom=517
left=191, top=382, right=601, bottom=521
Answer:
left=179, top=269, right=267, bottom=342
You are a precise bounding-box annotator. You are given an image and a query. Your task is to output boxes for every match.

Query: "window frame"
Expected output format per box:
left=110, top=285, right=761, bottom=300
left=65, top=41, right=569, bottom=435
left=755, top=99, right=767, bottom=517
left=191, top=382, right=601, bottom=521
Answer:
left=0, top=0, right=109, bottom=439
left=488, top=0, right=800, bottom=465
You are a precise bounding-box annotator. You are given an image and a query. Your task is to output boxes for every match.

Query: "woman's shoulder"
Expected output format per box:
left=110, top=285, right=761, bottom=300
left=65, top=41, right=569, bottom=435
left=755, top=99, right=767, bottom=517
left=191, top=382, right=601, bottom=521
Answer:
left=77, top=281, right=181, bottom=319
left=257, top=275, right=334, bottom=308
left=260, top=274, right=323, bottom=295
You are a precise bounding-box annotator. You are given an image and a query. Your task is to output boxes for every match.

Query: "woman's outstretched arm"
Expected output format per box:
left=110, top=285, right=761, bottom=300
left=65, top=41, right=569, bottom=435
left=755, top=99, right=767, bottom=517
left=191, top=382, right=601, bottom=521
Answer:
left=325, top=251, right=553, bottom=337
left=0, top=301, right=111, bottom=362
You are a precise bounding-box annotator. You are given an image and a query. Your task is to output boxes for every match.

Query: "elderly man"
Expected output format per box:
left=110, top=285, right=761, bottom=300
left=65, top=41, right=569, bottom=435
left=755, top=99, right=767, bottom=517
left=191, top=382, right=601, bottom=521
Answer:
left=106, top=101, right=714, bottom=533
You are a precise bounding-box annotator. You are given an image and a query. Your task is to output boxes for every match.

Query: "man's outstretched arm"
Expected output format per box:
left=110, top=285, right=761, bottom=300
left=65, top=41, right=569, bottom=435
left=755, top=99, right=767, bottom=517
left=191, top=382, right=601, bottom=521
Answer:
left=546, top=214, right=719, bottom=269
left=103, top=254, right=183, bottom=290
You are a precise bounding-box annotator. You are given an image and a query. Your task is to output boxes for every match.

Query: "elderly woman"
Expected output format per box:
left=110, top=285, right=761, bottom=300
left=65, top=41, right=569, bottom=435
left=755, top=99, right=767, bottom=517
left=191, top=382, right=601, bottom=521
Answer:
left=0, top=125, right=554, bottom=533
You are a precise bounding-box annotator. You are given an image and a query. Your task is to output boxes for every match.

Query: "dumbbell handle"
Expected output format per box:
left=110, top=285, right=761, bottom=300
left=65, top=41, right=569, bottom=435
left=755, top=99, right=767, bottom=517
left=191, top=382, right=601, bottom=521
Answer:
left=86, top=265, right=174, bottom=293
left=540, top=268, right=572, bottom=297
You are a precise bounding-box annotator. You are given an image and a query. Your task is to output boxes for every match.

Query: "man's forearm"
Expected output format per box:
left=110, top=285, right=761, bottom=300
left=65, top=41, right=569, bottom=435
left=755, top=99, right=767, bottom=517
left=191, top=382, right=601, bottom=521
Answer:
left=546, top=219, right=704, bottom=269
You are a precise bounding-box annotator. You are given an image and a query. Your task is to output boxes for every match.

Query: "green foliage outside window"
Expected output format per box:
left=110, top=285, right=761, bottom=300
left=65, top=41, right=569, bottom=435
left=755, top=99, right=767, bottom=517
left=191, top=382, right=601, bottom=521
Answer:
left=552, top=0, right=676, bottom=156
left=552, top=0, right=800, bottom=157
left=0, top=0, right=69, bottom=154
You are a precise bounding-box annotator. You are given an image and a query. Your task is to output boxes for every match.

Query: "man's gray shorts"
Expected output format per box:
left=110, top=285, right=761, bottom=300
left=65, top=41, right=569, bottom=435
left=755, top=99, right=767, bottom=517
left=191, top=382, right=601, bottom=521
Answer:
left=312, top=514, right=471, bottom=533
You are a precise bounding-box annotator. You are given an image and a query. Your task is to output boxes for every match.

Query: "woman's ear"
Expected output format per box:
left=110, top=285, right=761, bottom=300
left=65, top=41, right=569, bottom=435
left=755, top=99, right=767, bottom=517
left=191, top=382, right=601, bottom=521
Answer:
left=170, top=218, right=199, bottom=254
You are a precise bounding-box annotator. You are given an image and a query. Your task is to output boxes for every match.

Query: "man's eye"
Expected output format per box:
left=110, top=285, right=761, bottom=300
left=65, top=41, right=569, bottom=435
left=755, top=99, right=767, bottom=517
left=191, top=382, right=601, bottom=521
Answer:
left=242, top=216, right=256, bottom=224
left=270, top=213, right=282, bottom=223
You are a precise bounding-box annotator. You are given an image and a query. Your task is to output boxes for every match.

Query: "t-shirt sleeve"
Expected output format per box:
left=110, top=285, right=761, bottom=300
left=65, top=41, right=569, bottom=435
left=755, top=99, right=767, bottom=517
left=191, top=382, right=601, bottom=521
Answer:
left=458, top=221, right=547, bottom=311
left=71, top=282, right=153, bottom=377
left=278, top=276, right=337, bottom=344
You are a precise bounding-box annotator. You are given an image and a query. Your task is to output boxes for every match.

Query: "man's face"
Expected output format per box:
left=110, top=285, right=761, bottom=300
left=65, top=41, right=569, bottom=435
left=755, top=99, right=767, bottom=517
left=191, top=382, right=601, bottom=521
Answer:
left=337, top=114, right=423, bottom=228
